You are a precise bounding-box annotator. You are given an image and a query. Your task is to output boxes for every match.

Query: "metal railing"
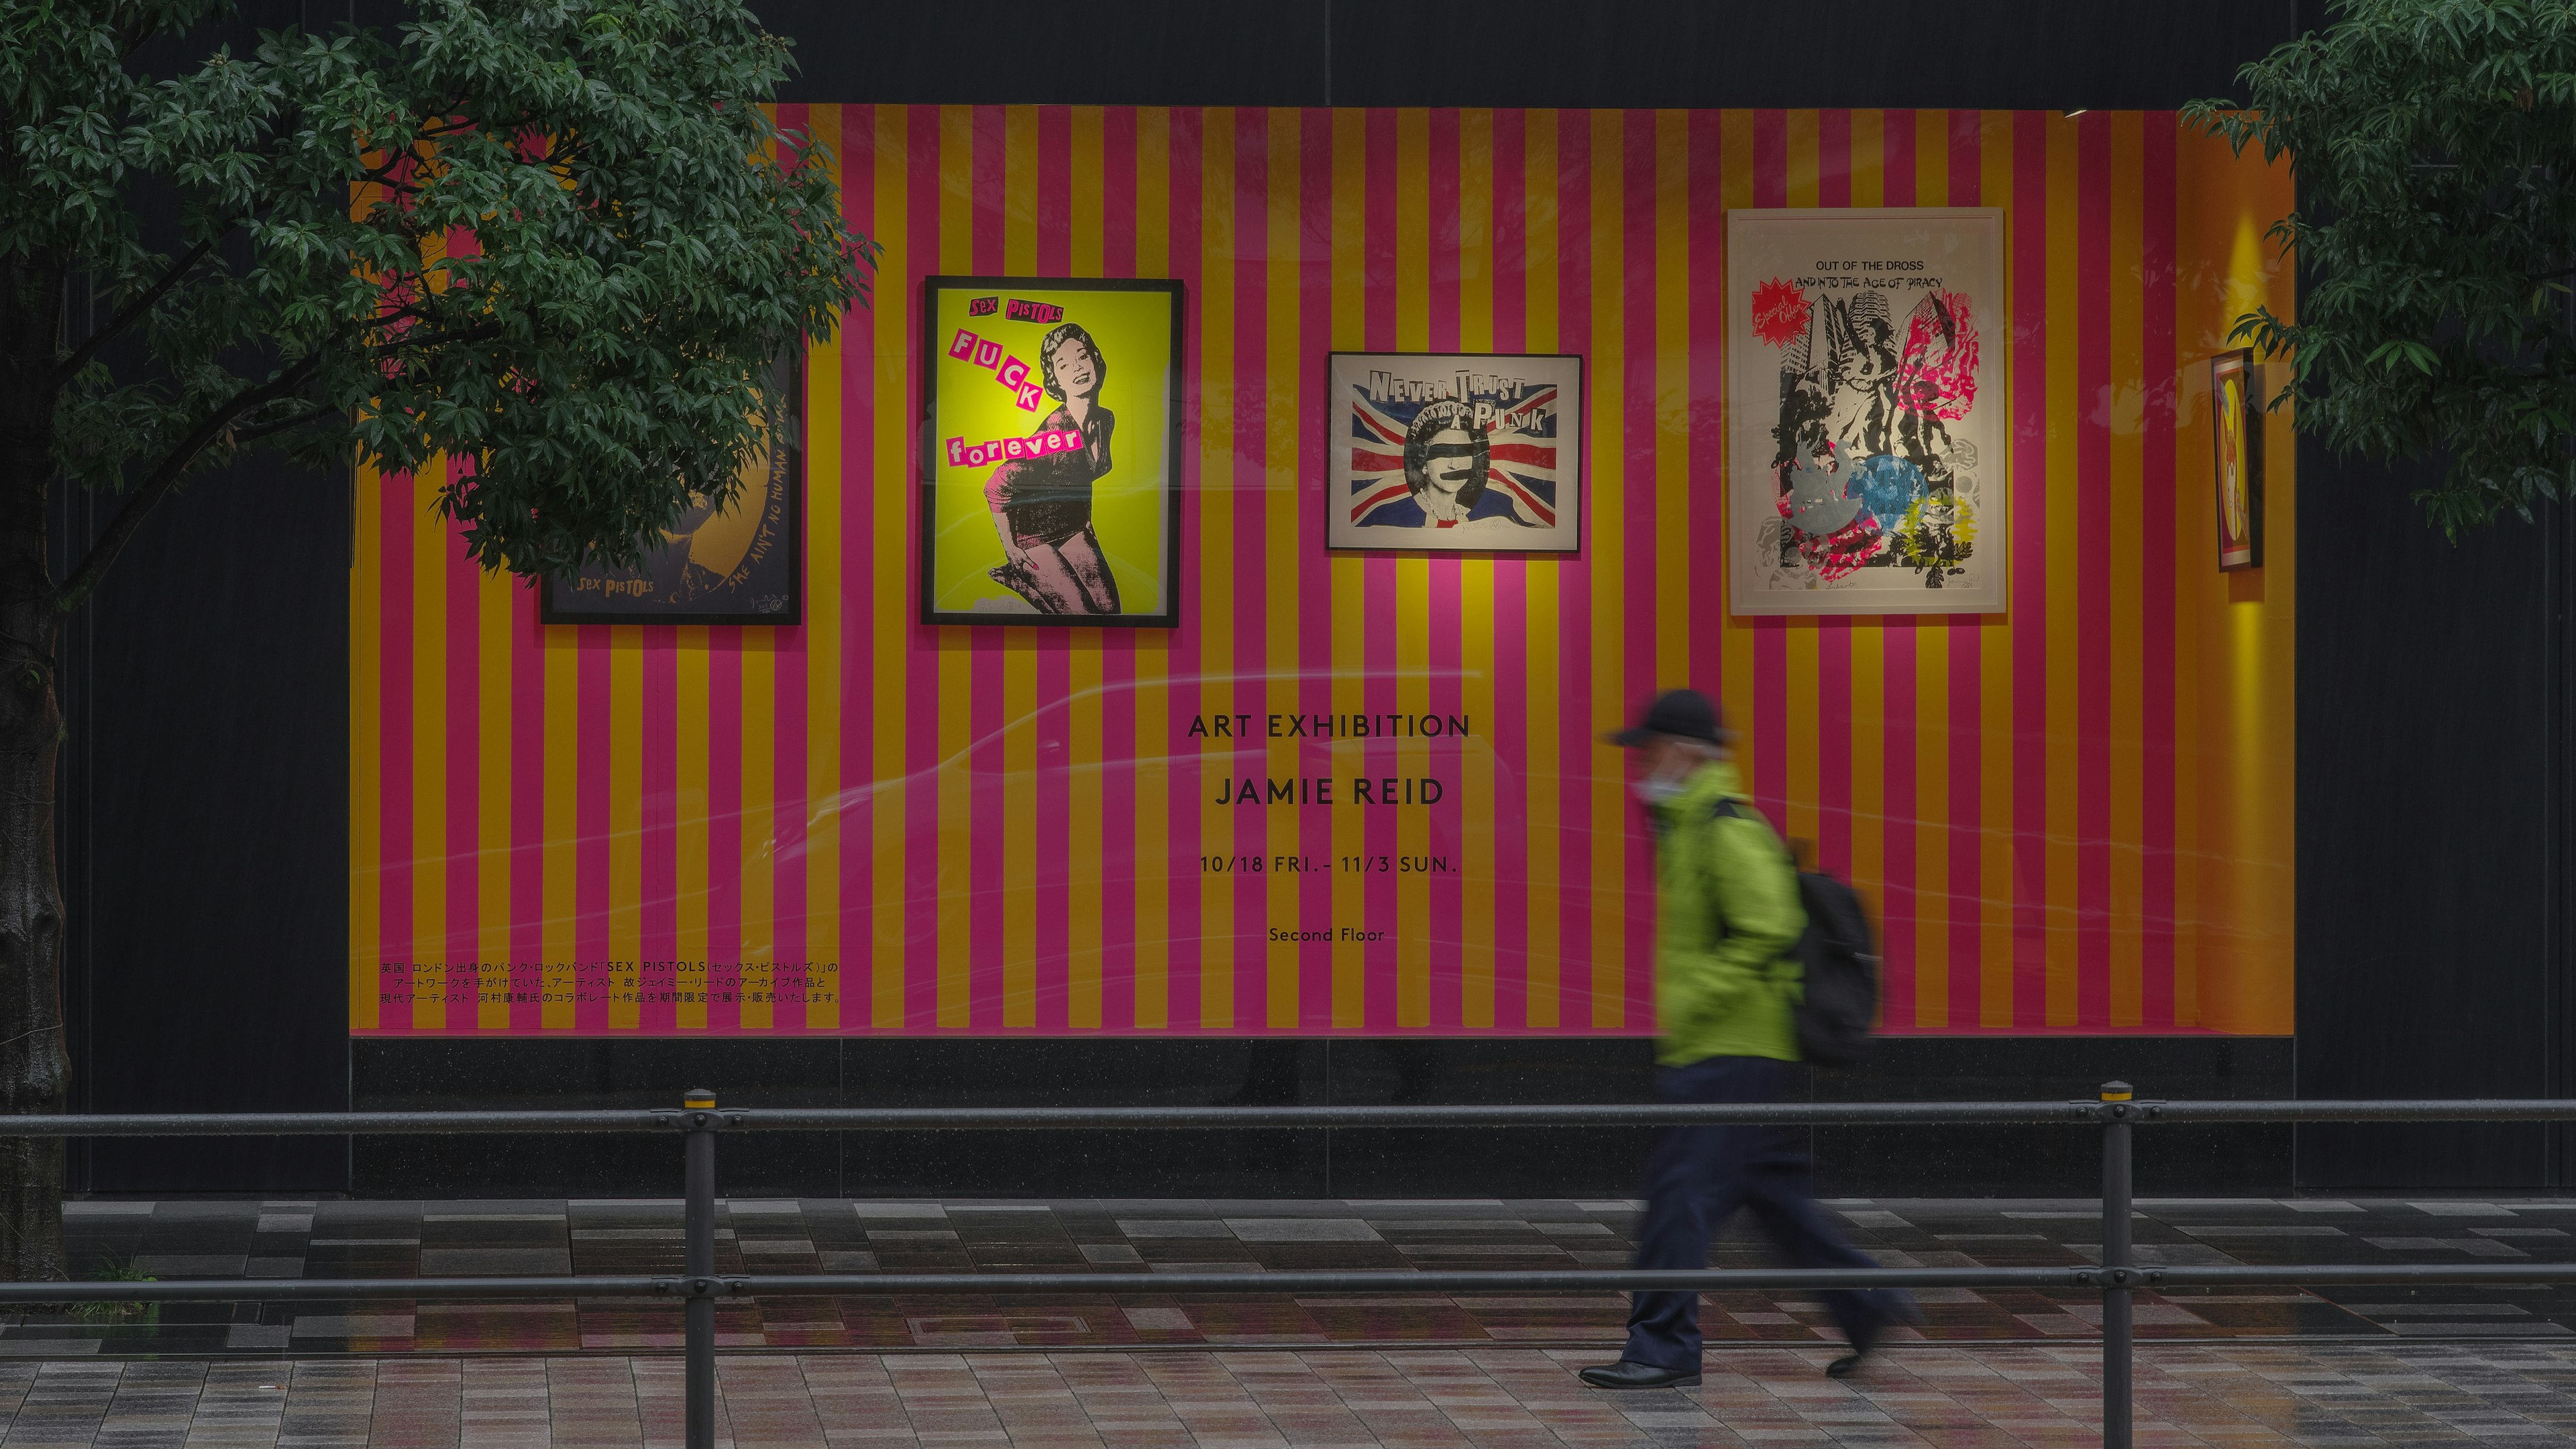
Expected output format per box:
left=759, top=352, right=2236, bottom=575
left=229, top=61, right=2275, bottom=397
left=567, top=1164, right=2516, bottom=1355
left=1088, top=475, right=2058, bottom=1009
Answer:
left=11, top=1083, right=2576, bottom=1449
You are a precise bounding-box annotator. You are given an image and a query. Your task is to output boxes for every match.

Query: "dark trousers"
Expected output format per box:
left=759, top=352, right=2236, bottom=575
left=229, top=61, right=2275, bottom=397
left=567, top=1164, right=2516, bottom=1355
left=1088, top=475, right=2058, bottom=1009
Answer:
left=1620, top=1055, right=1898, bottom=1369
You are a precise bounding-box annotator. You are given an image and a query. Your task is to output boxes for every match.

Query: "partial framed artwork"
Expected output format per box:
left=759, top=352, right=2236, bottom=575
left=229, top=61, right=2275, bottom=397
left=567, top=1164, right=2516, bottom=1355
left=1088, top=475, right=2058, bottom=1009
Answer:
left=919, top=276, right=1185, bottom=627
left=1324, top=352, right=1583, bottom=553
left=2211, top=349, right=2263, bottom=570
left=542, top=356, right=803, bottom=625
left=1726, top=207, right=2007, bottom=614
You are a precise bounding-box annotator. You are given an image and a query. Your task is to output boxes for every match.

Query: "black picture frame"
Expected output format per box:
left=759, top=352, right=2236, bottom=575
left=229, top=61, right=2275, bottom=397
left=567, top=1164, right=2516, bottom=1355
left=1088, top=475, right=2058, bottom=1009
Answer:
left=541, top=354, right=806, bottom=626
left=918, top=274, right=1187, bottom=629
left=2210, top=348, right=2263, bottom=572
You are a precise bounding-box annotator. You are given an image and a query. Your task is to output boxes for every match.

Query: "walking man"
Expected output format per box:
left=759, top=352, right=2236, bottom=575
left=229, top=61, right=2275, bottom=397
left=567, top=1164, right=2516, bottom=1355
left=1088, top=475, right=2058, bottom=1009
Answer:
left=1580, top=688, right=1915, bottom=1389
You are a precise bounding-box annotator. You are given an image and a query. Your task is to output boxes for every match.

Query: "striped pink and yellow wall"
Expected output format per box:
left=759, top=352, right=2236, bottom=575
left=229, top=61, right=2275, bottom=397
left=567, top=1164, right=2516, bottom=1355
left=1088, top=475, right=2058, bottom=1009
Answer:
left=348, top=106, right=2296, bottom=1038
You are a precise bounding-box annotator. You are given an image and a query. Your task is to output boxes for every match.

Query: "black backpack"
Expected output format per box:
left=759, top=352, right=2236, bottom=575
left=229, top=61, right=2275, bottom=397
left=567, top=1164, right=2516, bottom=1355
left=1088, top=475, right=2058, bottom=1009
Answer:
left=1711, top=799, right=1881, bottom=1069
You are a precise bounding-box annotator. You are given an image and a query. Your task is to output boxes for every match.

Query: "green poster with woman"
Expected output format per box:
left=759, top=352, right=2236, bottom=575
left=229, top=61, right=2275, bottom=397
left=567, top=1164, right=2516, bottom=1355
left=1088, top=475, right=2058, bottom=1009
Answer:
left=919, top=277, right=1184, bottom=627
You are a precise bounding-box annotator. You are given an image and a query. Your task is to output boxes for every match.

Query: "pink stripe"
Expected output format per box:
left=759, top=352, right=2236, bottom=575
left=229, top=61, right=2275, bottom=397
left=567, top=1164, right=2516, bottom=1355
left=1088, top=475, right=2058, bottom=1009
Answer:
left=1553, top=109, right=1595, bottom=1030
left=1099, top=107, right=1139, bottom=1030
left=1748, top=112, right=1789, bottom=828
left=903, top=105, right=942, bottom=1031
left=2010, top=111, right=2049, bottom=1027
left=2074, top=114, right=2112, bottom=1030
left=1166, top=106, right=1206, bottom=1028
left=1618, top=109, right=1659, bottom=1029
left=1297, top=107, right=1335, bottom=1030
left=574, top=629, right=611, bottom=1030
left=839, top=103, right=879, bottom=1029
left=1949, top=621, right=1984, bottom=1026
left=1819, top=109, right=1851, bottom=207
left=1686, top=111, right=1725, bottom=718
left=1232, top=107, right=1275, bottom=1028
left=1490, top=109, right=1531, bottom=1030
left=1885, top=109, right=1917, bottom=206
left=443, top=492, right=480, bottom=1030
left=1426, top=107, right=1465, bottom=1029
left=1878, top=112, right=1920, bottom=1026
left=378, top=472, right=416, bottom=1028
left=1945, top=110, right=1985, bottom=1026
left=1358, top=109, right=1398, bottom=1030
left=2140, top=114, right=2180, bottom=1028
left=775, top=629, right=812, bottom=1030
left=965, top=105, right=1008, bottom=1032
left=641, top=629, right=677, bottom=1034
left=1883, top=620, right=1919, bottom=1026
left=706, top=631, right=743, bottom=1030
left=508, top=578, right=545, bottom=1030
left=1030, top=103, right=1074, bottom=1032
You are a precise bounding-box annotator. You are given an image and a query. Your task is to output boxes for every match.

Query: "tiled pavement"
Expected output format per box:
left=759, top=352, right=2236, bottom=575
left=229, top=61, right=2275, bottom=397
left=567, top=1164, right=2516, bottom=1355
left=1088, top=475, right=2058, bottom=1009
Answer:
left=13, top=1197, right=2576, bottom=1356
left=3, top=1344, right=2576, bottom=1447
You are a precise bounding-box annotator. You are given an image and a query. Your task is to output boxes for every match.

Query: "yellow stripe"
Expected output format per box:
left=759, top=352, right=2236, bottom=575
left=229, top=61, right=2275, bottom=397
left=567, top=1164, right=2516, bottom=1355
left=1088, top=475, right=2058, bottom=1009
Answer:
left=1911, top=111, right=1951, bottom=1029
left=350, top=465, right=383, bottom=1032
left=802, top=105, right=845, bottom=1033
left=1586, top=108, right=1624, bottom=1029
left=1265, top=107, right=1304, bottom=1031
left=2043, top=112, right=2082, bottom=1027
left=410, top=462, right=446, bottom=1030
left=934, top=104, right=975, bottom=1030
left=541, top=619, right=580, bottom=1032
left=1519, top=111, right=1560, bottom=1030
left=1393, top=109, right=1431, bottom=1029
left=608, top=627, right=642, bottom=1030
left=674, top=627, right=709, bottom=1030
left=1780, top=109, right=1822, bottom=859
left=869, top=103, right=911, bottom=1030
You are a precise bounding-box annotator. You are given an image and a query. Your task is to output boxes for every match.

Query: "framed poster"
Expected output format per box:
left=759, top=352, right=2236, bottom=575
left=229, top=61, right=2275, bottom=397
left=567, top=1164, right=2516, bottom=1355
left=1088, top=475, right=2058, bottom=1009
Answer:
left=920, top=276, right=1184, bottom=627
left=542, top=356, right=802, bottom=625
left=1324, top=352, right=1583, bottom=552
left=2211, top=349, right=2263, bottom=570
left=1727, top=207, right=2007, bottom=614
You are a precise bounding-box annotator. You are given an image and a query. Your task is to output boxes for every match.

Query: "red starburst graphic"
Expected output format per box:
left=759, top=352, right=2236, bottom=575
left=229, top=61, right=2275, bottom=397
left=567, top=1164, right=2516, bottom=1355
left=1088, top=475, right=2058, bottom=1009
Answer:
left=1750, top=277, right=1812, bottom=348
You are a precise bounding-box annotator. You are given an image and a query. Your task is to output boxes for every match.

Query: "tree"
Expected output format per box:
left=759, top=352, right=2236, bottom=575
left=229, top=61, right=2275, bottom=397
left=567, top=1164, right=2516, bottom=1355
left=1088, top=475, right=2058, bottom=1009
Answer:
left=2185, top=0, right=2576, bottom=534
left=1, top=0, right=875, bottom=1279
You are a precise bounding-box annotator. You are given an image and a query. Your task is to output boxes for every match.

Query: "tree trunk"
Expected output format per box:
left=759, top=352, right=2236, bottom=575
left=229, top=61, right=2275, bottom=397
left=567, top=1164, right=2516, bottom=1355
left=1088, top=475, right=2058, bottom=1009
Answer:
left=0, top=254, right=70, bottom=1285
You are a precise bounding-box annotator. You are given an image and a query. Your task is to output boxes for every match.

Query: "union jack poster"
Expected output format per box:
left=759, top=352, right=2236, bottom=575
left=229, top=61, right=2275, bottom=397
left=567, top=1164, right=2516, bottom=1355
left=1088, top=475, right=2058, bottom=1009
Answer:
left=1325, top=352, right=1583, bottom=553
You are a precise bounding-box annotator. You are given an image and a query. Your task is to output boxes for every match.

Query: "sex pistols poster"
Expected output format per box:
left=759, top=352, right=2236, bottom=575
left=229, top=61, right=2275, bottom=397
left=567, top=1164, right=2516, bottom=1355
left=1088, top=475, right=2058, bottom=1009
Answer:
left=920, top=276, right=1185, bottom=626
left=1325, top=352, right=1584, bottom=553
left=1726, top=208, right=2007, bottom=614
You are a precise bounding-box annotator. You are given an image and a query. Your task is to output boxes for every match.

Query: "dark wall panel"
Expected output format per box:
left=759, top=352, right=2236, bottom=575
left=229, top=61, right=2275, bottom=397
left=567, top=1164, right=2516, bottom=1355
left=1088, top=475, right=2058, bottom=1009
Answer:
left=760, top=1, right=2300, bottom=110
left=2293, top=441, right=2573, bottom=1187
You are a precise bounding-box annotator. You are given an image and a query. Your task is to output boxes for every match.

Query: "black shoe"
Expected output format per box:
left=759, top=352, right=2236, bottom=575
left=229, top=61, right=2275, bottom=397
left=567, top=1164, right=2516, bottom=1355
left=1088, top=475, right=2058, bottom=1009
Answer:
left=1825, top=1292, right=1926, bottom=1378
left=1579, top=1360, right=1701, bottom=1390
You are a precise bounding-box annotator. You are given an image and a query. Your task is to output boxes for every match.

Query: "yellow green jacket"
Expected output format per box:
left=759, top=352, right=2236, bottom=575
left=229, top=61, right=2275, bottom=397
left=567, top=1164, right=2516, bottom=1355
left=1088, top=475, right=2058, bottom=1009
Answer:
left=1650, top=759, right=1805, bottom=1066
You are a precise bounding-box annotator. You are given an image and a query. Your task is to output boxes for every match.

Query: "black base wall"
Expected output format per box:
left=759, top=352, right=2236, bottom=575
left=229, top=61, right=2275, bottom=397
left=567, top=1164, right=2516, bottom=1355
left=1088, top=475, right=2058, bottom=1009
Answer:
left=311, top=1036, right=2293, bottom=1202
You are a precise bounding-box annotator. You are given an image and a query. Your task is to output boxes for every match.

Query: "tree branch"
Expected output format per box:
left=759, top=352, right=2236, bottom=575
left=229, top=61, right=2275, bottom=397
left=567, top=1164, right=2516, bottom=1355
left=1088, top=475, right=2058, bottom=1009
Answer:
left=231, top=402, right=339, bottom=444
left=48, top=358, right=325, bottom=614
left=48, top=235, right=223, bottom=391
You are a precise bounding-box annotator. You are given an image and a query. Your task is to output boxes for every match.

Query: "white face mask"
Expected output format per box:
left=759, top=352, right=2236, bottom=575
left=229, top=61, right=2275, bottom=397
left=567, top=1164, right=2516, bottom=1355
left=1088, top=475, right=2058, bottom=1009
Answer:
left=1631, top=775, right=1690, bottom=807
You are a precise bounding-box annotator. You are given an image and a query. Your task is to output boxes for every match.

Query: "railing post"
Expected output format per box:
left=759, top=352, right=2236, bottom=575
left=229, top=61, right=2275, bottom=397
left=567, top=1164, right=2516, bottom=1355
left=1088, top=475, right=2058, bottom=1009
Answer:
left=683, top=1088, right=718, bottom=1449
left=2099, top=1081, right=2135, bottom=1449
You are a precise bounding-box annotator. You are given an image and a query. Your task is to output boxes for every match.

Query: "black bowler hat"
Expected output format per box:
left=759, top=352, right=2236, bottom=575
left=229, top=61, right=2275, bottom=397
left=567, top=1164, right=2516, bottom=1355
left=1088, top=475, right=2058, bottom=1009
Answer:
left=1607, top=688, right=1729, bottom=748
